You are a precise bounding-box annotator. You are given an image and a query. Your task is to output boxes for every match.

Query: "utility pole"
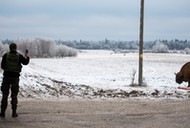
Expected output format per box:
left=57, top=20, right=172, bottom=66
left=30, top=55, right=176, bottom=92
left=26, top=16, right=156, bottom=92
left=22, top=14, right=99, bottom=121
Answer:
left=138, top=0, right=144, bottom=86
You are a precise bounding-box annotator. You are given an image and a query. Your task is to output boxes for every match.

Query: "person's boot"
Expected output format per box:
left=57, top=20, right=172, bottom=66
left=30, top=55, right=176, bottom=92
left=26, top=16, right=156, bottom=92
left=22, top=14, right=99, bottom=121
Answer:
left=0, top=111, right=5, bottom=118
left=12, top=101, right=18, bottom=118
left=12, top=110, right=18, bottom=118
left=0, top=108, right=6, bottom=118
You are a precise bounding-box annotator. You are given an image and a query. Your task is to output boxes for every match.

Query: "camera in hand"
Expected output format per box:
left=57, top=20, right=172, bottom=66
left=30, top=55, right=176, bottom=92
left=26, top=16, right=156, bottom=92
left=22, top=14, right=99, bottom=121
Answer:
left=25, top=49, right=28, bottom=54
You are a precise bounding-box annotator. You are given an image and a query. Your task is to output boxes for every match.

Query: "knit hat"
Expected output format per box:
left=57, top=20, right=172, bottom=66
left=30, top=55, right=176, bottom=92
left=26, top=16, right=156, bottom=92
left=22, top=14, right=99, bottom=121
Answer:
left=9, top=43, right=17, bottom=51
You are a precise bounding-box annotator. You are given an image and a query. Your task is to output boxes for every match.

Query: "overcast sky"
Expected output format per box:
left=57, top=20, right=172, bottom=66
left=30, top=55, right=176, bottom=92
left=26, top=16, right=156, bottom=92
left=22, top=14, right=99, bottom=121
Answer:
left=0, top=0, right=190, bottom=41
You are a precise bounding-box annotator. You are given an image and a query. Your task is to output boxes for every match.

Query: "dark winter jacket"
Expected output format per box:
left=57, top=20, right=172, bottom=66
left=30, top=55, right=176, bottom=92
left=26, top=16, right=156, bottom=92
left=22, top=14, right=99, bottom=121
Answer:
left=1, top=51, right=30, bottom=78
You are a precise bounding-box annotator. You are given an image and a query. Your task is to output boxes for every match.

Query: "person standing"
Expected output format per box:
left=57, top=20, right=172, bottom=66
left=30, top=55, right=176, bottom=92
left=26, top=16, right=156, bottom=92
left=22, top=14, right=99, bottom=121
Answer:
left=0, top=43, right=30, bottom=118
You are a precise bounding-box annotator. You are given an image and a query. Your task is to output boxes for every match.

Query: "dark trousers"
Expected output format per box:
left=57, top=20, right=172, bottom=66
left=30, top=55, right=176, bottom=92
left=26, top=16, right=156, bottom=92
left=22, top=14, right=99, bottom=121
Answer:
left=1, top=77, right=19, bottom=113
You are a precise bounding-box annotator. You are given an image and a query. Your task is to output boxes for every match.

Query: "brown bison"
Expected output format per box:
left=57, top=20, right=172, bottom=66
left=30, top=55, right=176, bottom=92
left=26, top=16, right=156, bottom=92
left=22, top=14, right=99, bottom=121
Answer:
left=175, top=62, right=190, bottom=87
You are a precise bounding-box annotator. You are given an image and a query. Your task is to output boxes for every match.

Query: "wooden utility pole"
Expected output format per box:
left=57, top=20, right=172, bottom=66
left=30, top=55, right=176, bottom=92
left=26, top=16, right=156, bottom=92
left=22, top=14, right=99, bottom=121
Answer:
left=138, top=0, right=144, bottom=86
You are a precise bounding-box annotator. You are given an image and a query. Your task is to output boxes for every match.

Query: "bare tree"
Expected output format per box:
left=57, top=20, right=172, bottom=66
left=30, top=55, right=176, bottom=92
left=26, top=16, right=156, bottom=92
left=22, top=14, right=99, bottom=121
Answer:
left=152, top=42, right=169, bottom=53
left=0, top=42, right=8, bottom=56
left=15, top=38, right=77, bottom=58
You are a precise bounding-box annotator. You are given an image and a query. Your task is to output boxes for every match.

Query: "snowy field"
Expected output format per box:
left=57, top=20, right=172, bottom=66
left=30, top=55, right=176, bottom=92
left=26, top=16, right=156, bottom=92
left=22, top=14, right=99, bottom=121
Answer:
left=1, top=50, right=190, bottom=99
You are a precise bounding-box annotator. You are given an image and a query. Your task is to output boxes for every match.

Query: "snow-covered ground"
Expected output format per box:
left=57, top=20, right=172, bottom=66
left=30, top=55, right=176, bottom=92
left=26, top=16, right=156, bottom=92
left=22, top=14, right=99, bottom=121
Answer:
left=1, top=50, right=190, bottom=99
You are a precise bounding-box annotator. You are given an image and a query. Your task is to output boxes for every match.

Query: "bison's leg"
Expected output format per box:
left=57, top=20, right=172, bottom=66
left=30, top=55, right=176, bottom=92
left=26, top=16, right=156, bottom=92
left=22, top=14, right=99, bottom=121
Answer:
left=188, top=81, right=190, bottom=87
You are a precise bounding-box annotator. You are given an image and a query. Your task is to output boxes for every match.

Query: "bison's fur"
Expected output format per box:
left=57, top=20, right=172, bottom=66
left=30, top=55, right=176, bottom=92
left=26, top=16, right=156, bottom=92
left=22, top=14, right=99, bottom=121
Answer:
left=175, top=62, right=190, bottom=87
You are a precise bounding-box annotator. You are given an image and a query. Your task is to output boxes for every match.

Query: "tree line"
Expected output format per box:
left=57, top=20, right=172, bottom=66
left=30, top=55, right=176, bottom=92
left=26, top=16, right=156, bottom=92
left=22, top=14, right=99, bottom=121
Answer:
left=1, top=38, right=190, bottom=57
left=56, top=39, right=190, bottom=53
left=0, top=38, right=78, bottom=58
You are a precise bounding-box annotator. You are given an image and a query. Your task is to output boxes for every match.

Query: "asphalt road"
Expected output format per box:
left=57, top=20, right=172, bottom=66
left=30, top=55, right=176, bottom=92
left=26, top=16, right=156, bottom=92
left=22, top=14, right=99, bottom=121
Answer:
left=0, top=99, right=190, bottom=128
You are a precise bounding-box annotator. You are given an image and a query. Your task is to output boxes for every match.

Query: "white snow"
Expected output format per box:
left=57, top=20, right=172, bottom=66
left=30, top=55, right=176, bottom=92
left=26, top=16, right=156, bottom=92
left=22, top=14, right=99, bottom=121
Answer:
left=1, top=50, right=190, bottom=99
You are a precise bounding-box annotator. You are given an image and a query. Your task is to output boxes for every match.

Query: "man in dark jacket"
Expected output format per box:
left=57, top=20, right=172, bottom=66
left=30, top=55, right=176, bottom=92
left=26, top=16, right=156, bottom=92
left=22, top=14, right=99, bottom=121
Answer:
left=0, top=43, right=30, bottom=118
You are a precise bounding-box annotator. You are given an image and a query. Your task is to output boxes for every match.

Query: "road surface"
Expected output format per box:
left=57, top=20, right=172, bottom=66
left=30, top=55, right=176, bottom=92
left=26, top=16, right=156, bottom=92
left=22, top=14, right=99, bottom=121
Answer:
left=0, top=99, right=190, bottom=128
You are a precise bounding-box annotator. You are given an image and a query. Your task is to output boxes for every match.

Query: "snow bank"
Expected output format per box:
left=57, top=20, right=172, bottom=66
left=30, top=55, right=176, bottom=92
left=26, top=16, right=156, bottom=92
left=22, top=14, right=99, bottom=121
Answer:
left=1, top=50, right=190, bottom=99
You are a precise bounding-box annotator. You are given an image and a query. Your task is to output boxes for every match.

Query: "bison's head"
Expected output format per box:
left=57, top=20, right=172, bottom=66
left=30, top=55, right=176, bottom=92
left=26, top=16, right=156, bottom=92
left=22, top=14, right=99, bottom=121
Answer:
left=175, top=72, right=183, bottom=84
